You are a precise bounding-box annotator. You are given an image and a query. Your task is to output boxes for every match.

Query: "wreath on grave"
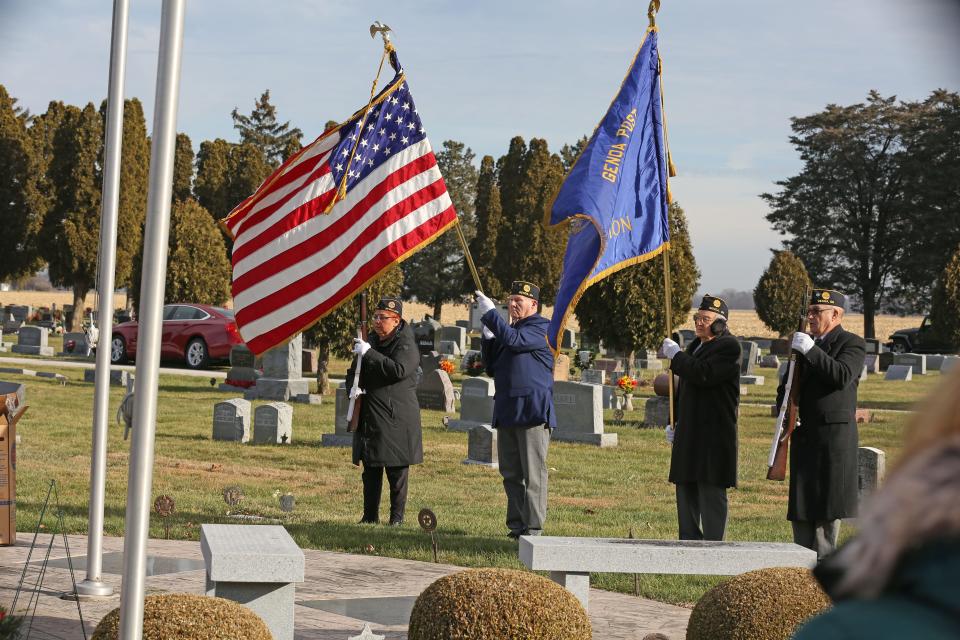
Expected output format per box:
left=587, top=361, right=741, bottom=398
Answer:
left=462, top=351, right=486, bottom=377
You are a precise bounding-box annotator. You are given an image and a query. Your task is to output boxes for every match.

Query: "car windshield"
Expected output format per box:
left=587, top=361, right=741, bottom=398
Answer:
left=214, top=307, right=235, bottom=319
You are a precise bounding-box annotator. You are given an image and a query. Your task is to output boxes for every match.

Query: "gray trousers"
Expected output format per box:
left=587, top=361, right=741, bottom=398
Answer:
left=675, top=482, right=728, bottom=541
left=792, top=519, right=841, bottom=559
left=497, top=424, right=550, bottom=534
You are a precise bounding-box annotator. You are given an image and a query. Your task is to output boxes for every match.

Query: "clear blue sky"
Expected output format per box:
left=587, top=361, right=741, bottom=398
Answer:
left=3, top=0, right=958, bottom=294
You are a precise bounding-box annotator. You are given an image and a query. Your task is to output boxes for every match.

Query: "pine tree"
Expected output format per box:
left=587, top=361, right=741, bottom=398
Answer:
left=40, top=103, right=103, bottom=331
left=0, top=84, right=45, bottom=282
left=401, top=140, right=478, bottom=319
left=195, top=138, right=271, bottom=221
left=930, top=244, right=960, bottom=347
left=172, top=132, right=194, bottom=202
left=231, top=90, right=303, bottom=167
left=576, top=202, right=700, bottom=366
left=754, top=250, right=811, bottom=337
left=468, top=155, right=504, bottom=298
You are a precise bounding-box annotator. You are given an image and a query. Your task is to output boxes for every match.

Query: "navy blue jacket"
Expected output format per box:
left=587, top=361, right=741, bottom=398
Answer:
left=480, top=310, right=556, bottom=429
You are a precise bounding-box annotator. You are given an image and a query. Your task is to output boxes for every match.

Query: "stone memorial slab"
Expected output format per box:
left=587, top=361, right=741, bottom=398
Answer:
left=221, top=344, right=261, bottom=391
left=552, top=381, right=617, bottom=447
left=438, top=340, right=461, bottom=356
left=884, top=365, right=913, bottom=381
left=462, top=424, right=498, bottom=468
left=447, top=377, right=495, bottom=432
left=925, top=354, right=947, bottom=371
left=469, top=335, right=482, bottom=350
left=419, top=351, right=441, bottom=377
left=411, top=317, right=442, bottom=355
left=213, top=398, right=251, bottom=442
left=864, top=338, right=881, bottom=355
left=440, top=326, right=467, bottom=353
left=878, top=352, right=894, bottom=371
left=739, top=341, right=758, bottom=375
left=740, top=375, right=765, bottom=385
left=769, top=339, right=790, bottom=357
left=11, top=326, right=53, bottom=356
left=253, top=402, right=293, bottom=444
left=455, top=320, right=470, bottom=330
left=592, top=358, right=622, bottom=374
left=561, top=329, right=577, bottom=350
left=759, top=355, right=780, bottom=369
left=859, top=365, right=868, bottom=382
left=553, top=353, right=570, bottom=382
left=644, top=396, right=670, bottom=427
left=941, top=355, right=960, bottom=374
left=601, top=385, right=620, bottom=410
left=580, top=369, right=605, bottom=385
left=416, top=369, right=455, bottom=412
left=59, top=331, right=92, bottom=356
left=858, top=446, right=885, bottom=502
left=301, top=348, right=317, bottom=374
left=864, top=354, right=879, bottom=374
left=83, top=368, right=129, bottom=387
left=252, top=335, right=318, bottom=403
left=321, top=385, right=353, bottom=447
left=893, top=353, right=926, bottom=375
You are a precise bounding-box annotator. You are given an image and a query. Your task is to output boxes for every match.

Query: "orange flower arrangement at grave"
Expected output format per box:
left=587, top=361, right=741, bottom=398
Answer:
left=439, top=359, right=455, bottom=375
left=617, top=374, right=638, bottom=395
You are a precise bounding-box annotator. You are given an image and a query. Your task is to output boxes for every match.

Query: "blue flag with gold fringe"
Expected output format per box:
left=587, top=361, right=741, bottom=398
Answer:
left=545, top=27, right=673, bottom=353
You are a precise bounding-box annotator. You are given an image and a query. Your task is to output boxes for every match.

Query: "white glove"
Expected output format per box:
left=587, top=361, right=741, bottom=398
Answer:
left=482, top=326, right=495, bottom=340
left=475, top=290, right=495, bottom=315
left=665, top=424, right=675, bottom=444
left=353, top=338, right=371, bottom=357
left=661, top=338, right=681, bottom=360
left=792, top=332, right=815, bottom=355
left=348, top=386, right=364, bottom=399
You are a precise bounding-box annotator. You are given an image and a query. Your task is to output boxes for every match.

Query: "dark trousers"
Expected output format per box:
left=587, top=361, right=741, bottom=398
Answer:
left=497, top=424, right=550, bottom=534
left=675, top=481, right=728, bottom=540
left=361, top=463, right=409, bottom=523
left=792, top=519, right=840, bottom=559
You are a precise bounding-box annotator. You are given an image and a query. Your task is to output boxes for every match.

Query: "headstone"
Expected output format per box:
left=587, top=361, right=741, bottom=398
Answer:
left=455, top=320, right=470, bottom=330
left=252, top=335, right=318, bottom=403
left=601, top=385, right=620, bottom=410
left=420, top=351, right=442, bottom=377
left=11, top=326, right=53, bottom=356
left=553, top=353, right=570, bottom=382
left=468, top=302, right=509, bottom=332
left=416, top=369, right=455, bottom=413
left=469, top=336, right=482, bottom=351
left=581, top=369, right=605, bottom=385
left=751, top=338, right=773, bottom=350
left=321, top=384, right=353, bottom=447
left=769, top=339, right=790, bottom=357
left=863, top=338, right=881, bottom=355
left=220, top=344, right=261, bottom=391
left=552, top=381, right=617, bottom=447
left=925, top=354, right=946, bottom=371
left=440, top=326, right=467, bottom=353
left=941, top=355, right=960, bottom=374
left=740, top=375, right=765, bottom=385
left=864, top=354, right=879, bottom=374
left=301, top=348, right=317, bottom=374
left=58, top=331, right=92, bottom=356
left=859, top=364, right=868, bottom=382
left=213, top=399, right=251, bottom=442
left=759, top=355, right=780, bottom=369
left=592, top=358, right=622, bottom=374
left=447, top=377, right=495, bottom=432
left=462, top=424, right=498, bottom=468
left=884, top=365, right=913, bottom=381
left=83, top=368, right=129, bottom=387
left=878, top=352, right=894, bottom=371
left=739, top=341, right=758, bottom=375
left=561, top=329, right=577, bottom=350
left=438, top=340, right=461, bottom=356
left=893, top=353, right=927, bottom=375
left=253, top=402, right=293, bottom=444
left=644, top=396, right=670, bottom=427
left=858, top=447, right=885, bottom=502
left=411, top=317, right=442, bottom=355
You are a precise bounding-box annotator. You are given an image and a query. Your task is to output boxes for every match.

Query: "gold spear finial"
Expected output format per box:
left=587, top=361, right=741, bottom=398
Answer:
left=648, top=0, right=661, bottom=28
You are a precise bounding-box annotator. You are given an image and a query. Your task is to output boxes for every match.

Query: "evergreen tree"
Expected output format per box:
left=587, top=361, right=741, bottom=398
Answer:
left=560, top=135, right=588, bottom=172
left=231, top=90, right=303, bottom=167
left=303, top=265, right=405, bottom=394
left=172, top=132, right=194, bottom=202
left=195, top=138, right=271, bottom=221
left=467, top=155, right=504, bottom=298
left=754, top=250, right=812, bottom=337
left=0, top=84, right=45, bottom=282
left=576, top=202, right=699, bottom=366
left=39, top=103, right=103, bottom=331
left=401, top=140, right=478, bottom=319
left=930, top=244, right=960, bottom=347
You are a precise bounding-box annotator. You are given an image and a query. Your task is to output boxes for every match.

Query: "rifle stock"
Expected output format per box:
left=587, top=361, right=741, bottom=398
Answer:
left=767, top=288, right=809, bottom=481
left=346, top=293, right=368, bottom=433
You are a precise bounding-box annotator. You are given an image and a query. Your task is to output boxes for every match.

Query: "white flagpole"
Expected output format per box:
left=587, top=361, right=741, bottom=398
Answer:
left=76, top=0, right=129, bottom=599
left=117, top=0, right=185, bottom=636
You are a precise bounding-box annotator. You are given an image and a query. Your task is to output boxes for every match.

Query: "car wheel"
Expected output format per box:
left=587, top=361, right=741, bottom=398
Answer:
left=185, top=338, right=210, bottom=369
left=111, top=335, right=128, bottom=364
left=890, top=340, right=908, bottom=354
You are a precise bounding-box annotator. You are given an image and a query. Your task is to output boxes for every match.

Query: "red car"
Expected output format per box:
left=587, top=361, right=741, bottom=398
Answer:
left=110, top=303, right=244, bottom=369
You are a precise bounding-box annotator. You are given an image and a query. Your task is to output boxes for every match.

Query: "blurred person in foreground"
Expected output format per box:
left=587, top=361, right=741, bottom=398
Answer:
left=793, top=365, right=960, bottom=639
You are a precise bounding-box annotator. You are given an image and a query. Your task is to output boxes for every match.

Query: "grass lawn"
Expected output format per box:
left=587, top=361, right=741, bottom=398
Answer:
left=4, top=358, right=932, bottom=606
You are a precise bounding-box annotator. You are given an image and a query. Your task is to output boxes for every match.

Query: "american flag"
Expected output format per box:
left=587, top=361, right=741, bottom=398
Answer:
left=222, top=53, right=456, bottom=355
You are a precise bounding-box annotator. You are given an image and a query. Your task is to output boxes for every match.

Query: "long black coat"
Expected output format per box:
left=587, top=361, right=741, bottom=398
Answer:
left=668, top=333, right=741, bottom=488
left=347, top=320, right=423, bottom=467
left=776, top=325, right=865, bottom=521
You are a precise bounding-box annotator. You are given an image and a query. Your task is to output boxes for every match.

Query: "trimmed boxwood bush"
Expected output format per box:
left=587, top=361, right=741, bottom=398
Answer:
left=92, top=593, right=271, bottom=640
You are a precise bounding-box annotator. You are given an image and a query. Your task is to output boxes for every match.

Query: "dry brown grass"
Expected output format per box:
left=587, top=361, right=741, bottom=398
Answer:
left=0, top=290, right=128, bottom=311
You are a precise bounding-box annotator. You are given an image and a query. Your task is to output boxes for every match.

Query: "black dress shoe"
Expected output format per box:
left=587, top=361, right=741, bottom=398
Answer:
left=507, top=529, right=526, bottom=540
left=388, top=518, right=403, bottom=526
left=358, top=517, right=379, bottom=524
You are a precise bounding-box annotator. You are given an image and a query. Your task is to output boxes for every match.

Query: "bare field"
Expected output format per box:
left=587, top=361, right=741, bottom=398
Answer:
left=0, top=290, right=127, bottom=311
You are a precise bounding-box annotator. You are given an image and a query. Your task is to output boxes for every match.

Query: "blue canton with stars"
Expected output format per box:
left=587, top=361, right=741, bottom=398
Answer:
left=329, top=60, right=428, bottom=193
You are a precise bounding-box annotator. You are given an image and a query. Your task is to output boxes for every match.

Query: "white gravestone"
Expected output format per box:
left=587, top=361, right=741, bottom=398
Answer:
left=462, top=424, right=498, bottom=468
left=858, top=446, right=885, bottom=502
left=321, top=384, right=354, bottom=447
left=893, top=353, right=927, bottom=375
left=580, top=369, right=605, bottom=385
left=448, top=377, right=495, bottom=432
left=253, top=402, right=293, bottom=444
left=884, top=365, right=913, bottom=381
left=251, top=334, right=319, bottom=403
left=213, top=398, right=251, bottom=442
left=552, top=381, right=617, bottom=447
left=12, top=326, right=54, bottom=356
left=644, top=396, right=670, bottom=427
left=440, top=325, right=467, bottom=353
left=416, top=369, right=455, bottom=413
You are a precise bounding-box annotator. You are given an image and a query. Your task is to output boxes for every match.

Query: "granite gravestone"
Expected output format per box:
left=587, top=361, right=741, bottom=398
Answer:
left=440, top=326, right=467, bottom=353
left=941, top=355, right=960, bottom=374
left=926, top=354, right=947, bottom=371
left=864, top=338, right=881, bottom=355
left=884, top=365, right=913, bottom=381
left=864, top=354, right=880, bottom=374
left=220, top=344, right=261, bottom=391
left=301, top=349, right=317, bottom=375
left=83, top=368, right=129, bottom=387
left=12, top=326, right=53, bottom=356
left=561, top=329, right=577, bottom=350
left=251, top=335, right=318, bottom=403
left=438, top=340, right=461, bottom=356
left=420, top=351, right=442, bottom=377
left=462, top=424, right=498, bottom=468
left=448, top=377, right=495, bottom=432
left=878, top=352, right=894, bottom=371
left=739, top=341, right=758, bottom=375
left=412, top=317, right=441, bottom=355
left=554, top=353, right=570, bottom=382
left=760, top=355, right=780, bottom=369
left=552, top=381, right=617, bottom=447
left=592, top=359, right=622, bottom=374
left=580, top=369, right=606, bottom=385
left=455, top=320, right=470, bottom=330
left=893, top=353, right=927, bottom=375
left=416, top=369, right=455, bottom=413
left=253, top=402, right=293, bottom=444
left=858, top=447, right=885, bottom=502
left=320, top=384, right=353, bottom=447
left=468, top=301, right=509, bottom=332
left=213, top=399, right=251, bottom=442
left=59, top=331, right=92, bottom=357
left=644, top=396, right=670, bottom=427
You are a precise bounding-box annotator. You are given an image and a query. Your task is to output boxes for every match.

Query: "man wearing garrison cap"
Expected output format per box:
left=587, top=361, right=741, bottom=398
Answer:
left=660, top=294, right=741, bottom=540
left=475, top=281, right=555, bottom=539
left=777, top=288, right=865, bottom=558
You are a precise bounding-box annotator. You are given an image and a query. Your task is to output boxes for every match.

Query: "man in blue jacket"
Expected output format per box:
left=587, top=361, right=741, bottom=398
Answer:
left=477, top=281, right=555, bottom=539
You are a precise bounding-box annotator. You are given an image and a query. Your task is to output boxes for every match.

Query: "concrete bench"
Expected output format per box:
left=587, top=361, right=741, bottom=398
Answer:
left=201, top=524, right=305, bottom=640
left=519, top=536, right=816, bottom=611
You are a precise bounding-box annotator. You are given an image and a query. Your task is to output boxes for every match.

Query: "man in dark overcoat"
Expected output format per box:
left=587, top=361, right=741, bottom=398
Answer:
left=661, top=294, right=741, bottom=540
left=348, top=297, right=423, bottom=526
left=476, top=281, right=555, bottom=539
left=777, top=288, right=865, bottom=558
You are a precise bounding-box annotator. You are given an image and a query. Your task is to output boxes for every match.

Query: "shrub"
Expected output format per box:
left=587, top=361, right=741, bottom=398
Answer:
left=686, top=567, right=829, bottom=640
left=930, top=244, right=960, bottom=346
left=408, top=568, right=591, bottom=640
left=754, top=251, right=811, bottom=337
left=92, top=593, right=271, bottom=640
